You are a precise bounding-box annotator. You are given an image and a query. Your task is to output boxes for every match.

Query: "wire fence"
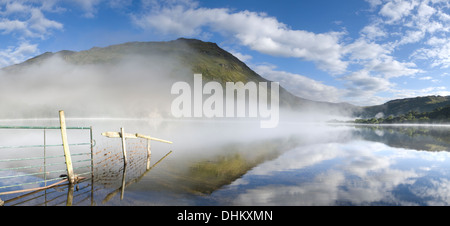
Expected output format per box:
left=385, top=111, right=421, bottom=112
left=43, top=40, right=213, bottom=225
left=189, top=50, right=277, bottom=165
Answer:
left=0, top=125, right=94, bottom=199
left=0, top=122, right=173, bottom=206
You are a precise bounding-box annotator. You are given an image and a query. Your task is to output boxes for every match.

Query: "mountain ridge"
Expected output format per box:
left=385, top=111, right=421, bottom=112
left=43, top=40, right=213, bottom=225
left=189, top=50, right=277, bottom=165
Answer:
left=359, top=95, right=450, bottom=118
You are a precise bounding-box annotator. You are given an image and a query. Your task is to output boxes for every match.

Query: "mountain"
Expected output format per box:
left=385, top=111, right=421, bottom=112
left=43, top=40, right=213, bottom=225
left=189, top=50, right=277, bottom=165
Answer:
left=1, top=38, right=356, bottom=118
left=5, top=38, right=267, bottom=84
left=359, top=95, right=450, bottom=118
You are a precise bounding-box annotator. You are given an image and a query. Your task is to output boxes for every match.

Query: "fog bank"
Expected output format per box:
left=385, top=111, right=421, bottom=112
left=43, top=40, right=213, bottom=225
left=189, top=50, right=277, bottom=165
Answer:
left=0, top=52, right=191, bottom=119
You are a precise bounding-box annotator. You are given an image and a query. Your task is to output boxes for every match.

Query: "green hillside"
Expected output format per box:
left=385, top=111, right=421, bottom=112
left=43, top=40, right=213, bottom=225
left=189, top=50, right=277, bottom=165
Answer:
left=358, top=95, right=450, bottom=118
left=355, top=105, right=450, bottom=124
left=9, top=38, right=266, bottom=84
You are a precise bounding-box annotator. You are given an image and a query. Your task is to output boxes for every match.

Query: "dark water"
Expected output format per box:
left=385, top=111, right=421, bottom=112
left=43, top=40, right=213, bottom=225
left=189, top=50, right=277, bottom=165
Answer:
left=2, top=119, right=450, bottom=206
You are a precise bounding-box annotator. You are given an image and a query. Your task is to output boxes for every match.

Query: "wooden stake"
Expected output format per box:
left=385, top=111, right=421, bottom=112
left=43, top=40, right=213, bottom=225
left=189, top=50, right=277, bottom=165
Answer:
left=146, top=139, right=151, bottom=170
left=102, top=131, right=137, bottom=139
left=120, top=165, right=127, bottom=200
left=135, top=133, right=173, bottom=144
left=59, top=110, right=75, bottom=184
left=120, top=127, right=128, bottom=166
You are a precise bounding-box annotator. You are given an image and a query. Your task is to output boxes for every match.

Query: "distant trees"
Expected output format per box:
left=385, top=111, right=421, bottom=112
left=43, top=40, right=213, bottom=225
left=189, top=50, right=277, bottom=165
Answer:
left=354, top=106, right=450, bottom=124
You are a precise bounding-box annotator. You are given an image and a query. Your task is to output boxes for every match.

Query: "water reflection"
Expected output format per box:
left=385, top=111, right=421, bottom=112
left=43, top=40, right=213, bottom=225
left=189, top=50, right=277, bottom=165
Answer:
left=1, top=177, right=93, bottom=206
left=100, top=151, right=172, bottom=204
left=355, top=125, right=450, bottom=152
left=208, top=126, right=450, bottom=206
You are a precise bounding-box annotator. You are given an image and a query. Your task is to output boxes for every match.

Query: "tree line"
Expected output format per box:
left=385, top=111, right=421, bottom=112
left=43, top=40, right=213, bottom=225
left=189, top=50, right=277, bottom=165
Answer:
left=354, top=106, right=450, bottom=124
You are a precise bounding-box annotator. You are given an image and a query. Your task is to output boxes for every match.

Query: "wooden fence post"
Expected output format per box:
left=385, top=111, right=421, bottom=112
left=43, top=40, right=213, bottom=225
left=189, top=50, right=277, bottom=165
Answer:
left=120, top=127, right=128, bottom=166
left=59, top=110, right=75, bottom=184
left=146, top=139, right=151, bottom=170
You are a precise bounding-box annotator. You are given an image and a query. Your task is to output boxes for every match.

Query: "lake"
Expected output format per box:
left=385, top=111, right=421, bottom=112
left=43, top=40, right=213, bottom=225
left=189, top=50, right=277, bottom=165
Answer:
left=1, top=119, right=450, bottom=206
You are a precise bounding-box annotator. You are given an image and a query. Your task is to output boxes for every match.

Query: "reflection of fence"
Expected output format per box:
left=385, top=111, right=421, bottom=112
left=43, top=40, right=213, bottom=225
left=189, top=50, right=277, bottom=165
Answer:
left=0, top=112, right=94, bottom=204
left=100, top=150, right=172, bottom=203
left=96, top=127, right=173, bottom=203
left=2, top=177, right=94, bottom=206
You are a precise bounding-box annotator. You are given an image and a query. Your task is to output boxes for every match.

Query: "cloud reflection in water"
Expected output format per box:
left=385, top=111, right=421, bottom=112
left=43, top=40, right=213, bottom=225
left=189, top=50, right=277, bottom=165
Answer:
left=213, top=140, right=450, bottom=206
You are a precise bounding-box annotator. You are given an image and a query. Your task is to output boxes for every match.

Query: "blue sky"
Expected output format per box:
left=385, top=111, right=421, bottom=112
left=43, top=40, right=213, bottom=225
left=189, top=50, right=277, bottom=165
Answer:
left=0, top=0, right=449, bottom=106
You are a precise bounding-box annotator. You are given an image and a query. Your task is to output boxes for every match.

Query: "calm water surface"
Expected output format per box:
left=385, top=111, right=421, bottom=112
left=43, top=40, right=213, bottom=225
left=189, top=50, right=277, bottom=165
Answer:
left=1, top=119, right=450, bottom=206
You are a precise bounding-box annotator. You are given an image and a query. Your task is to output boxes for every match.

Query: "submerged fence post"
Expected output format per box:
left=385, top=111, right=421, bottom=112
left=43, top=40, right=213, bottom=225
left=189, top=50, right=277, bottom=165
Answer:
left=59, top=110, right=75, bottom=184
left=120, top=127, right=128, bottom=166
left=146, top=139, right=151, bottom=170
left=43, top=128, right=47, bottom=186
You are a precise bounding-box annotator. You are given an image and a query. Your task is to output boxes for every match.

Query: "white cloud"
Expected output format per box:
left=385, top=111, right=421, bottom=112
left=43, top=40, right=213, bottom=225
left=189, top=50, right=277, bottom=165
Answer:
left=0, top=19, right=29, bottom=35
left=2, top=1, right=30, bottom=15
left=379, top=0, right=449, bottom=45
left=361, top=22, right=387, bottom=40
left=344, top=39, right=390, bottom=60
left=413, top=39, right=450, bottom=68
left=226, top=49, right=252, bottom=63
left=372, top=0, right=449, bottom=51
left=396, top=29, right=425, bottom=46
left=131, top=1, right=348, bottom=74
left=341, top=70, right=392, bottom=104
left=365, top=0, right=383, bottom=9
left=0, top=42, right=38, bottom=67
left=426, top=36, right=447, bottom=46
left=71, top=0, right=103, bottom=18
left=370, top=0, right=450, bottom=75
left=254, top=64, right=344, bottom=103
left=417, top=1, right=436, bottom=19
left=0, top=0, right=116, bottom=37
left=367, top=57, right=423, bottom=78
left=379, top=0, right=419, bottom=23
left=419, top=76, right=433, bottom=80
left=438, top=8, right=450, bottom=21
left=0, top=1, right=66, bottom=68
left=341, top=37, right=422, bottom=101
left=392, top=86, right=450, bottom=99
left=0, top=1, right=63, bottom=38
left=28, top=8, right=63, bottom=35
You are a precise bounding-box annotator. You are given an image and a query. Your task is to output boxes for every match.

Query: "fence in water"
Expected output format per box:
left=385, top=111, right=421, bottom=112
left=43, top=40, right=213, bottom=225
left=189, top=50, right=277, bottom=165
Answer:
left=0, top=110, right=174, bottom=206
left=0, top=122, right=94, bottom=205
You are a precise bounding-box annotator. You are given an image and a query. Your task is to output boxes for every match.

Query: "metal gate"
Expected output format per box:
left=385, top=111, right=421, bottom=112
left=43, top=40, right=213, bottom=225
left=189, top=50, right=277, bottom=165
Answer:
left=0, top=123, right=94, bottom=204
